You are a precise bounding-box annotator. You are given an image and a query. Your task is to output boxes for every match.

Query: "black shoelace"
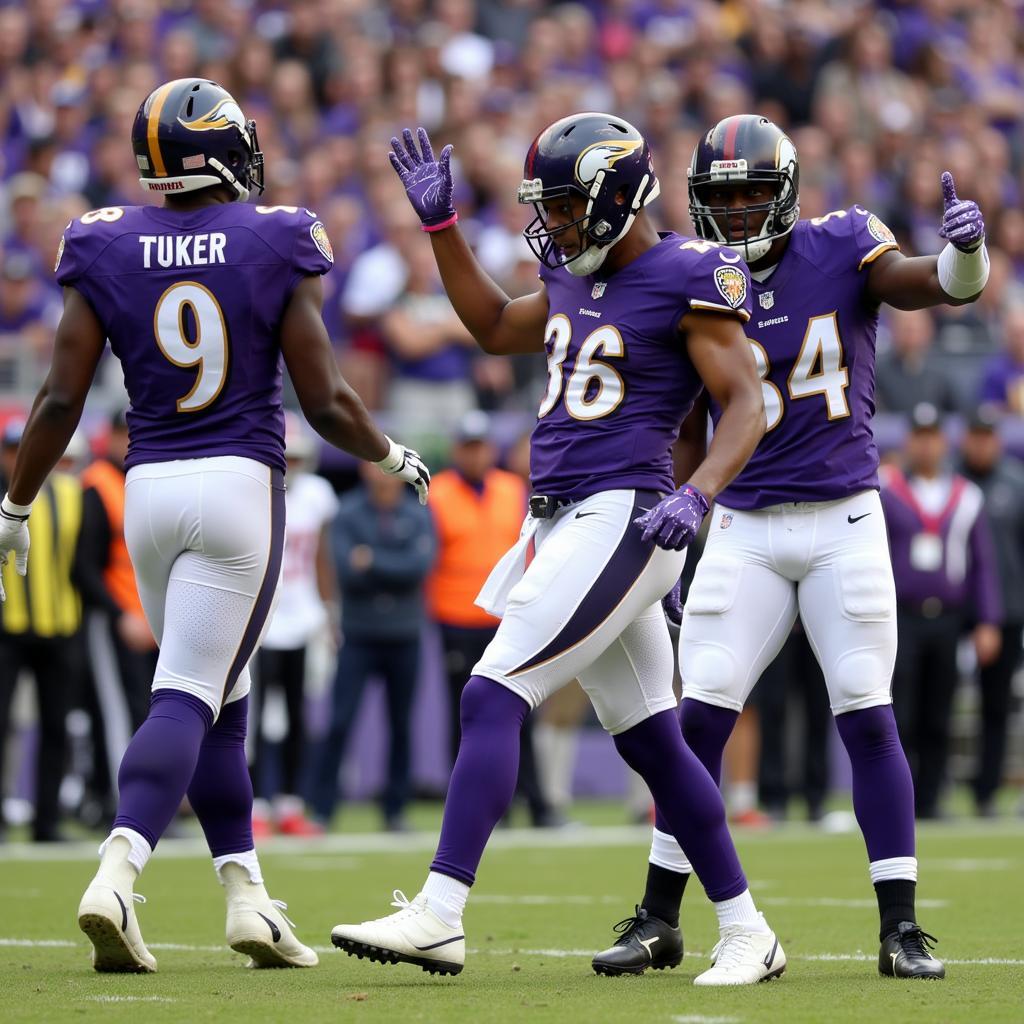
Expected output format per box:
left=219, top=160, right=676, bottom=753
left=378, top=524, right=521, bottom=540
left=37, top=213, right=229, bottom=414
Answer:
left=611, top=906, right=648, bottom=944
left=899, top=925, right=939, bottom=958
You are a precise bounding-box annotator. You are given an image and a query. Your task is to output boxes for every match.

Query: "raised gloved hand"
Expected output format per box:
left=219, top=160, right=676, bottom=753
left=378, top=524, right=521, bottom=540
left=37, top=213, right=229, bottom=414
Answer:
left=374, top=437, right=431, bottom=505
left=388, top=127, right=457, bottom=232
left=662, top=577, right=683, bottom=626
left=0, top=495, right=32, bottom=603
left=634, top=484, right=710, bottom=552
left=939, top=171, right=984, bottom=252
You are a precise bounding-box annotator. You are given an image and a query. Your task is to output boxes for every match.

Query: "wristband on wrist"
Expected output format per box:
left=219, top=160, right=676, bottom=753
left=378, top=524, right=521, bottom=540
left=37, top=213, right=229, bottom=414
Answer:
left=373, top=436, right=404, bottom=474
left=681, top=484, right=710, bottom=518
left=937, top=240, right=989, bottom=300
left=422, top=212, right=458, bottom=233
left=1, top=495, right=32, bottom=520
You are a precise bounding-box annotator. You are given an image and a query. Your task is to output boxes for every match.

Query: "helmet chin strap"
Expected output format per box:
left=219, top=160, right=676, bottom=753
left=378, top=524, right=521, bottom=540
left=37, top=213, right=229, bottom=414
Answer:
left=727, top=237, right=774, bottom=262
left=566, top=172, right=659, bottom=277
left=566, top=243, right=611, bottom=276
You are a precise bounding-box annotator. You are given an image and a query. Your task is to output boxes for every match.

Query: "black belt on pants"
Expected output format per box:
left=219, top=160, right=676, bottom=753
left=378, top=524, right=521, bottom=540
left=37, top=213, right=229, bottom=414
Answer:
left=528, top=494, right=573, bottom=519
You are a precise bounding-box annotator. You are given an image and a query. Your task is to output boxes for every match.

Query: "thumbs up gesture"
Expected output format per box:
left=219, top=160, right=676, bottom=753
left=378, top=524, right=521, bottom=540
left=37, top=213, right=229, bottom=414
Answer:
left=939, top=171, right=985, bottom=252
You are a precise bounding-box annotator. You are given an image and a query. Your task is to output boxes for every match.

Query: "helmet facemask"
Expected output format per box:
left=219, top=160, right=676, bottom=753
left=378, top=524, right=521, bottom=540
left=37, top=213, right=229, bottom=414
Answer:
left=208, top=118, right=264, bottom=201
left=688, top=156, right=799, bottom=263
left=520, top=168, right=660, bottom=277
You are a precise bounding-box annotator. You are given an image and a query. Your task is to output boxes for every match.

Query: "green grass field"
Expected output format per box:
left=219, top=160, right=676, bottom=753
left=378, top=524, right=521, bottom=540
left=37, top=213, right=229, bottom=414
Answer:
left=1, top=804, right=1022, bottom=1023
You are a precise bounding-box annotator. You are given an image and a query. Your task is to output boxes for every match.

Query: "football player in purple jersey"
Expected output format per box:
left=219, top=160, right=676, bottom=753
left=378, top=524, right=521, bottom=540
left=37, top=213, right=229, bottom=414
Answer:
left=0, top=77, right=429, bottom=974
left=330, top=115, right=788, bottom=987
left=594, top=115, right=988, bottom=982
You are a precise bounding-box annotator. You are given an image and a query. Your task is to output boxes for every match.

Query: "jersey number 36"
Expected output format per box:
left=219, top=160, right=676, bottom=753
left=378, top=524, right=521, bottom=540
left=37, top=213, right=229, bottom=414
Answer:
left=539, top=315, right=625, bottom=421
left=153, top=281, right=229, bottom=413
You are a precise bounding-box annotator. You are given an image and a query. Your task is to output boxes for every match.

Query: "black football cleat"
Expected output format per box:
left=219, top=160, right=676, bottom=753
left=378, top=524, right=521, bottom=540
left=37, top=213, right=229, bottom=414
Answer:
left=878, top=921, right=945, bottom=980
left=592, top=906, right=683, bottom=976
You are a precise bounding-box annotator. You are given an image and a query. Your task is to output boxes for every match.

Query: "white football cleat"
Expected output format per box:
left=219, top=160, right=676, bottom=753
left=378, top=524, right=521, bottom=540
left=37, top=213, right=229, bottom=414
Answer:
left=693, top=918, right=786, bottom=986
left=78, top=882, right=157, bottom=973
left=222, top=863, right=318, bottom=968
left=331, top=890, right=465, bottom=976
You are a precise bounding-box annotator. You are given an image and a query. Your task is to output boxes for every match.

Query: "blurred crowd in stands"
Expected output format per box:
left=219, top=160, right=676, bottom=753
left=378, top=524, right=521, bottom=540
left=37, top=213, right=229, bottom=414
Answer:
left=1, top=0, right=1023, bottom=837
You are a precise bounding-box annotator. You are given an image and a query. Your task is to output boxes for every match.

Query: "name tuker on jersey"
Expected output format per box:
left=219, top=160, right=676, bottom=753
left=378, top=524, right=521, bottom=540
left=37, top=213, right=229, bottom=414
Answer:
left=138, top=232, right=227, bottom=269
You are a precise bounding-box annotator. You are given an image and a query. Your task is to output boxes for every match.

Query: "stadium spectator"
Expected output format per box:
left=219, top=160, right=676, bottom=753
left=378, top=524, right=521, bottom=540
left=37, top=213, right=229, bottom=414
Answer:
left=882, top=404, right=1002, bottom=819
left=959, top=405, right=1024, bottom=817
left=876, top=308, right=958, bottom=415
left=307, top=461, right=435, bottom=832
left=0, top=419, right=82, bottom=841
left=380, top=234, right=479, bottom=433
left=978, top=304, right=1024, bottom=414
left=427, top=410, right=552, bottom=825
left=755, top=627, right=831, bottom=823
left=74, top=409, right=157, bottom=819
left=250, top=415, right=338, bottom=839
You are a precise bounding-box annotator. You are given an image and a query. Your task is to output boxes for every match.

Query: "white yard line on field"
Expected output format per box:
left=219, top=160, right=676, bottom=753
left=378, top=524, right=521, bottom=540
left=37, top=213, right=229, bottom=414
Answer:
left=672, top=1016, right=742, bottom=1024
left=5, top=936, right=1023, bottom=966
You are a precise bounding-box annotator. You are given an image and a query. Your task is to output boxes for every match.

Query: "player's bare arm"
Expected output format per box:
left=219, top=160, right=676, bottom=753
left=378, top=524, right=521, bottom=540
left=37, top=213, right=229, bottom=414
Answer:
left=867, top=172, right=988, bottom=309
left=673, top=391, right=711, bottom=486
left=7, top=287, right=106, bottom=505
left=388, top=127, right=547, bottom=355
left=635, top=311, right=763, bottom=552
left=281, top=276, right=430, bottom=502
left=281, top=276, right=389, bottom=462
left=681, top=310, right=765, bottom=500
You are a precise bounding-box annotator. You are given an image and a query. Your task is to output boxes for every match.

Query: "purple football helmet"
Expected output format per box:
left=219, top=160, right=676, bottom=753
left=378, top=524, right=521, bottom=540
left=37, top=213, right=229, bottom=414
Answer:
left=132, top=78, right=264, bottom=202
left=518, top=112, right=659, bottom=276
left=688, top=115, right=799, bottom=262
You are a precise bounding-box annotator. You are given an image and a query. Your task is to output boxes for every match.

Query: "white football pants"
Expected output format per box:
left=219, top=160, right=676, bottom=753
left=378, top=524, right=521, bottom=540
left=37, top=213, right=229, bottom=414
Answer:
left=123, top=456, right=285, bottom=718
left=681, top=489, right=897, bottom=714
left=474, top=488, right=685, bottom=735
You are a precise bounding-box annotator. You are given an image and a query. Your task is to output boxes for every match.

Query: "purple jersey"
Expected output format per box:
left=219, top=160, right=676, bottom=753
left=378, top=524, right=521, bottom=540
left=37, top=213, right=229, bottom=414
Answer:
left=531, top=234, right=752, bottom=499
left=714, top=206, right=900, bottom=510
left=54, top=203, right=334, bottom=472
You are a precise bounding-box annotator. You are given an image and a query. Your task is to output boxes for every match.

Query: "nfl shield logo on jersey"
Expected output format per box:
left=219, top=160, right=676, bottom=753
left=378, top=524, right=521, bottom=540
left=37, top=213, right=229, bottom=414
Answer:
left=759, top=291, right=774, bottom=310
left=720, top=513, right=733, bottom=530
left=591, top=282, right=607, bottom=300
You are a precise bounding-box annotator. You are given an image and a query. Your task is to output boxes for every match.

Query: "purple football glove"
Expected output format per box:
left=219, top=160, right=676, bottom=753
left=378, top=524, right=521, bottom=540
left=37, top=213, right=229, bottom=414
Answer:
left=939, top=171, right=984, bottom=252
left=634, top=484, right=710, bottom=552
left=662, top=577, right=683, bottom=626
left=389, top=127, right=457, bottom=232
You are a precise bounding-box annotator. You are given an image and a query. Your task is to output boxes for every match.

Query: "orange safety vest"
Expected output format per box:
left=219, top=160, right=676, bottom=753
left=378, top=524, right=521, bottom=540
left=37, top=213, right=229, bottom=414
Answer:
left=80, top=459, right=144, bottom=617
left=427, top=468, right=526, bottom=628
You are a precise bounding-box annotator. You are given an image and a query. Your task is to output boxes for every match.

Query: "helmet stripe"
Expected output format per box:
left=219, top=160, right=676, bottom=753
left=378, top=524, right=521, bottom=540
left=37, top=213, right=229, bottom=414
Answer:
left=723, top=116, right=740, bottom=160
left=146, top=81, right=175, bottom=177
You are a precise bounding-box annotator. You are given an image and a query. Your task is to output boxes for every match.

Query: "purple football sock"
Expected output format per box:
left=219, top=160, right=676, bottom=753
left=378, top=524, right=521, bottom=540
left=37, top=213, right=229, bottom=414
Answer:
left=615, top=709, right=746, bottom=902
left=187, top=695, right=254, bottom=857
left=835, top=705, right=916, bottom=862
left=430, top=676, right=530, bottom=886
left=112, top=690, right=214, bottom=849
left=653, top=697, right=738, bottom=836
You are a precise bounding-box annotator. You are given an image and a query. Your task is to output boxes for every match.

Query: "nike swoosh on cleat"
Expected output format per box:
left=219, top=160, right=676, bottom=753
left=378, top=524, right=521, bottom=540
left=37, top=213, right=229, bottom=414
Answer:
left=847, top=513, right=872, bottom=524
left=638, top=937, right=660, bottom=959
left=113, top=891, right=128, bottom=933
left=413, top=935, right=465, bottom=951
left=257, top=912, right=282, bottom=943
left=762, top=937, right=779, bottom=969
left=890, top=951, right=899, bottom=971
left=575, top=511, right=598, bottom=519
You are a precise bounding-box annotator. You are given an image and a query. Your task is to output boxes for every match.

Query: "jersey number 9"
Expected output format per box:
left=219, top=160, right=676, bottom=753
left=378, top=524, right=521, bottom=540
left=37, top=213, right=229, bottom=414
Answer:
left=153, top=281, right=229, bottom=413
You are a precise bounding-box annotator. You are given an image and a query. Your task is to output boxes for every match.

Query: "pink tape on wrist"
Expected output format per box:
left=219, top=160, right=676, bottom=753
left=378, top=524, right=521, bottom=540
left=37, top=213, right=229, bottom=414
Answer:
left=422, top=212, right=458, bottom=233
